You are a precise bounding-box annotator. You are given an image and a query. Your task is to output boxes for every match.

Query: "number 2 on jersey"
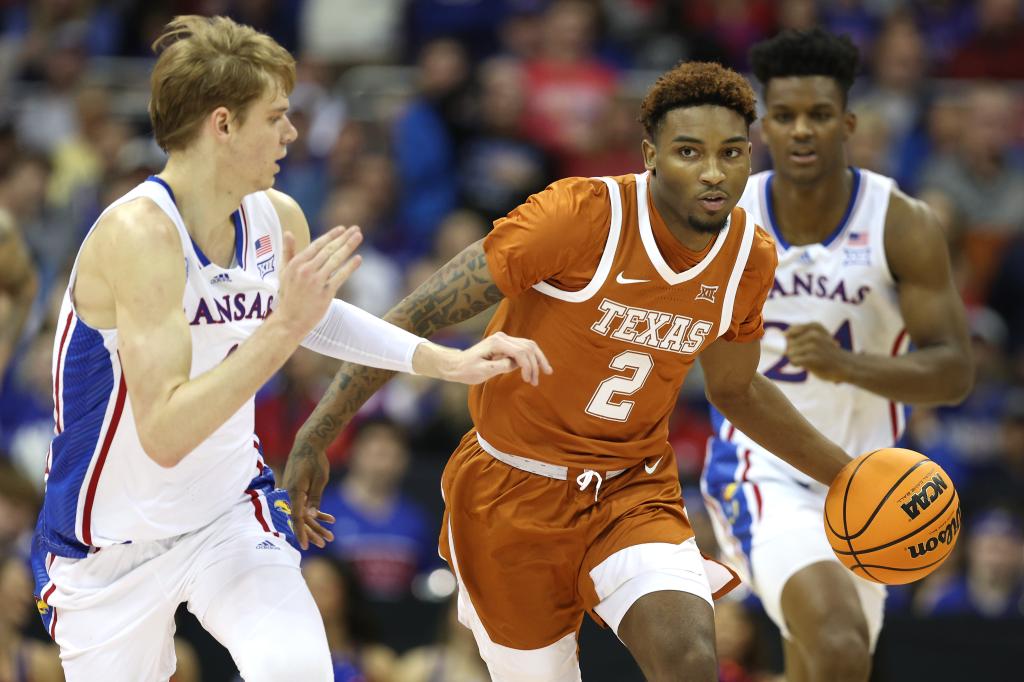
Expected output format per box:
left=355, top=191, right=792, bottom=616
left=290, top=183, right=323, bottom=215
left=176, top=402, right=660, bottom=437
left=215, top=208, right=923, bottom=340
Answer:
left=586, top=350, right=654, bottom=422
left=763, top=319, right=853, bottom=382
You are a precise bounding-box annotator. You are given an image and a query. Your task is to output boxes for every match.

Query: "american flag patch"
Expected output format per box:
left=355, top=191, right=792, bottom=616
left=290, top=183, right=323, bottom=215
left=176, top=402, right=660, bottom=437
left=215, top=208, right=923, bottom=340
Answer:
left=847, top=231, right=868, bottom=247
left=255, top=236, right=272, bottom=258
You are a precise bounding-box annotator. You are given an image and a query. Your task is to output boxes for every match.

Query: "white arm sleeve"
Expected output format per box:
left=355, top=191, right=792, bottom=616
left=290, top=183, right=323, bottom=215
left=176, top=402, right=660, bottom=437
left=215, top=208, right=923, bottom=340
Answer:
left=300, top=299, right=427, bottom=374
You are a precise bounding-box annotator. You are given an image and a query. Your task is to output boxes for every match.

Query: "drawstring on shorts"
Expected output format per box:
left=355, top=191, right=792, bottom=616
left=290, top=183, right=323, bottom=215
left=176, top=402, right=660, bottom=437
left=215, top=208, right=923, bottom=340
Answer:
left=576, top=470, right=604, bottom=502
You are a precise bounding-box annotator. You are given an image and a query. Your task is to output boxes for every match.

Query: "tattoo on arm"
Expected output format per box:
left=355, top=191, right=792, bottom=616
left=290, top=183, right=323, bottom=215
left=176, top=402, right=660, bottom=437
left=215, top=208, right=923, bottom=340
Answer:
left=296, top=242, right=503, bottom=452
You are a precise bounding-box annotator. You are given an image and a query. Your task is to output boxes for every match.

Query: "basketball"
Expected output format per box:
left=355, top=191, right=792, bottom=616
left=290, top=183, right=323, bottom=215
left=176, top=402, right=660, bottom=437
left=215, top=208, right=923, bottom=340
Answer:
left=824, top=448, right=961, bottom=585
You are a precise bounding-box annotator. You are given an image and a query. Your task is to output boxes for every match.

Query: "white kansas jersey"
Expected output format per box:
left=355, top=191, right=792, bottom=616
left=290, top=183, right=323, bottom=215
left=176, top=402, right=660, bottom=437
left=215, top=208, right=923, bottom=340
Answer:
left=37, top=177, right=284, bottom=558
left=706, top=168, right=908, bottom=486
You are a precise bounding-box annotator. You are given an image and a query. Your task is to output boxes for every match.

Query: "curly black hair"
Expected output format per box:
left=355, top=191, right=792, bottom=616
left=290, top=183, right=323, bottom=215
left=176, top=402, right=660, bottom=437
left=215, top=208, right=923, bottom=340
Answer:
left=639, top=61, right=757, bottom=138
left=749, top=28, right=860, bottom=104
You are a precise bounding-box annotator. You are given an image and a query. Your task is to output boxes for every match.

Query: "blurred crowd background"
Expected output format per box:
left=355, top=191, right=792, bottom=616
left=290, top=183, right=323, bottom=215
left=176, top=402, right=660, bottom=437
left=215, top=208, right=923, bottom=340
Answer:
left=0, top=0, right=1023, bottom=680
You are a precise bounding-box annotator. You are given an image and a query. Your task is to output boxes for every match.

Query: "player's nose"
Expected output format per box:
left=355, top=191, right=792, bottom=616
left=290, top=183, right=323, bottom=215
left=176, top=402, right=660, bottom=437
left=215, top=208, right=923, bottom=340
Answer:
left=791, top=114, right=813, bottom=139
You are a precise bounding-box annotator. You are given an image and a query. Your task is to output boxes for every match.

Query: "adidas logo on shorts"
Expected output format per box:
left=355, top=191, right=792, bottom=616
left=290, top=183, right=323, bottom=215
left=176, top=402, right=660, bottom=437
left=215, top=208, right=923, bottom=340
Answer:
left=256, top=540, right=279, bottom=550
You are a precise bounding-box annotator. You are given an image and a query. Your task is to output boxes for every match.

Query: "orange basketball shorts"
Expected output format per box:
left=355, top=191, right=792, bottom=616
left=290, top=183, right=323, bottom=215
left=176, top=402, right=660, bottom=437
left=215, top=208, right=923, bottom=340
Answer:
left=439, top=430, right=738, bottom=652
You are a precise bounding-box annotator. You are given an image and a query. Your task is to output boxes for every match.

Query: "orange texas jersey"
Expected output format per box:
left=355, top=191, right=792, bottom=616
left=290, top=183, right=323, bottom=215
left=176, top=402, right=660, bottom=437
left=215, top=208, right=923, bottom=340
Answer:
left=471, top=172, right=777, bottom=472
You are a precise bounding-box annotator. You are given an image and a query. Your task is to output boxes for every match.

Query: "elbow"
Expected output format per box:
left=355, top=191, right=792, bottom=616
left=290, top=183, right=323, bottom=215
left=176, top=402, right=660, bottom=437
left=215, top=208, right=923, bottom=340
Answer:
left=945, top=363, right=974, bottom=405
left=704, top=381, right=747, bottom=411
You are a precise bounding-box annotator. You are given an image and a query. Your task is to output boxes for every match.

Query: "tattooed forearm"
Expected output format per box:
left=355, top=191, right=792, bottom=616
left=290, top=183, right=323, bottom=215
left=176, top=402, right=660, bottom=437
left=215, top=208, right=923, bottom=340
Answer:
left=294, top=240, right=504, bottom=452
left=391, top=243, right=503, bottom=336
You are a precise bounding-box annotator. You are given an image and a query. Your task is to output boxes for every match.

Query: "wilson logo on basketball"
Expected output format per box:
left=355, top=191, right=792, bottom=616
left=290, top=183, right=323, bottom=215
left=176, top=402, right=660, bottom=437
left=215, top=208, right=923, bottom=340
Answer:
left=898, top=473, right=948, bottom=520
left=906, top=506, right=961, bottom=559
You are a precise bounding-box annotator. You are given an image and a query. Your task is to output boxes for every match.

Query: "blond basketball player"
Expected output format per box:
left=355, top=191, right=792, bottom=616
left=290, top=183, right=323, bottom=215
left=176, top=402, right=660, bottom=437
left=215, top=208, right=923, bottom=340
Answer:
left=29, top=16, right=548, bottom=682
left=702, top=29, right=972, bottom=682
left=287, top=62, right=853, bottom=682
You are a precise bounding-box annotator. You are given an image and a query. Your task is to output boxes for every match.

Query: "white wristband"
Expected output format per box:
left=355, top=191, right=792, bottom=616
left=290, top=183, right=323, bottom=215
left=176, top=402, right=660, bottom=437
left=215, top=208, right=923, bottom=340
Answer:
left=300, top=299, right=426, bottom=374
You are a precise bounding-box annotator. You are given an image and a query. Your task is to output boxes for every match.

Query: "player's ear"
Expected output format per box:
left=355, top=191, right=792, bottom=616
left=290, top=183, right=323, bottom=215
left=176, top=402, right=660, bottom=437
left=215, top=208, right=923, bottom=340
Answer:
left=641, top=138, right=656, bottom=174
left=843, top=110, right=857, bottom=140
left=211, top=106, right=231, bottom=138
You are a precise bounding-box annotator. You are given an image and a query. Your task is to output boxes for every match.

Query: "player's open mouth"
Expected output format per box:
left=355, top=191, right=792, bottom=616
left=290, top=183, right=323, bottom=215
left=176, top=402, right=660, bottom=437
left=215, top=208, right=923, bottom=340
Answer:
left=698, top=195, right=727, bottom=211
left=790, top=150, right=817, bottom=165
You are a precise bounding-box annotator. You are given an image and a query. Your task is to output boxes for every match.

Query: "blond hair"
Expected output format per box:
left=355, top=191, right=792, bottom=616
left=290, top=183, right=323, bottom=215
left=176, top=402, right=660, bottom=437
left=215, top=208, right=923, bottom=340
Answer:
left=149, top=15, right=296, bottom=152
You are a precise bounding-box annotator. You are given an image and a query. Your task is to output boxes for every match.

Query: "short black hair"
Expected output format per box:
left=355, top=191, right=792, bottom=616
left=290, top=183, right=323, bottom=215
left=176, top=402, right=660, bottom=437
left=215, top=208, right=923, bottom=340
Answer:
left=749, top=28, right=860, bottom=104
left=639, top=61, right=757, bottom=138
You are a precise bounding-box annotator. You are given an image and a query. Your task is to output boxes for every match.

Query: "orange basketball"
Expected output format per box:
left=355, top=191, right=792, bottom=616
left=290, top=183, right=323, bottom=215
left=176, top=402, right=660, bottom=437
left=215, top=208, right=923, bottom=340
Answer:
left=824, top=448, right=961, bottom=585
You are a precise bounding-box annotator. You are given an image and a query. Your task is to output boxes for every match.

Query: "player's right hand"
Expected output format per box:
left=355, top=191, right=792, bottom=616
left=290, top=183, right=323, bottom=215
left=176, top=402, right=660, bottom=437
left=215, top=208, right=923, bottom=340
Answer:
left=275, top=225, right=362, bottom=338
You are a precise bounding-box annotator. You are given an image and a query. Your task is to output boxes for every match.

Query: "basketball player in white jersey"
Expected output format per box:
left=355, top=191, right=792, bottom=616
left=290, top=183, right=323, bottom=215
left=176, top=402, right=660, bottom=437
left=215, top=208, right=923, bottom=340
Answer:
left=28, top=16, right=550, bottom=682
left=701, top=29, right=972, bottom=681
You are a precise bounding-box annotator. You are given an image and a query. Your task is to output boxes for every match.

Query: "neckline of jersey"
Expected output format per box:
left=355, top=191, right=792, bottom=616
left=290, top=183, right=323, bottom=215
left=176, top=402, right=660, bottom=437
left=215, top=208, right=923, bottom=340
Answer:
left=764, top=166, right=862, bottom=250
left=146, top=175, right=246, bottom=270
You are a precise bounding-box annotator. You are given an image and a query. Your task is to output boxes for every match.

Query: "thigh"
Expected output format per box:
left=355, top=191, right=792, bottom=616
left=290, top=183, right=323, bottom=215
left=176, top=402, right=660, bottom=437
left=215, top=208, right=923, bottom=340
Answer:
left=585, top=464, right=739, bottom=632
left=190, top=563, right=332, bottom=682
left=440, top=440, right=588, bottom=652
left=37, top=546, right=181, bottom=682
left=185, top=489, right=331, bottom=681
left=747, top=482, right=886, bottom=646
left=590, top=538, right=729, bottom=634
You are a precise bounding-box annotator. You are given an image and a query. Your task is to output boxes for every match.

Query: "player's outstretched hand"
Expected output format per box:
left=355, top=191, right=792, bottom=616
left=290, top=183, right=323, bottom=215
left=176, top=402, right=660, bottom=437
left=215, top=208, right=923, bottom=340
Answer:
left=414, top=331, right=553, bottom=385
left=283, top=439, right=336, bottom=550
left=275, top=225, right=363, bottom=339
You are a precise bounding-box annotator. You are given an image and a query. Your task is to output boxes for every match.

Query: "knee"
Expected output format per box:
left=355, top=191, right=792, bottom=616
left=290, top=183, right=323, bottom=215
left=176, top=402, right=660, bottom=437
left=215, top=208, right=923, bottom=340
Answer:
left=637, top=631, right=717, bottom=682
left=805, top=627, right=871, bottom=681
left=237, top=636, right=332, bottom=682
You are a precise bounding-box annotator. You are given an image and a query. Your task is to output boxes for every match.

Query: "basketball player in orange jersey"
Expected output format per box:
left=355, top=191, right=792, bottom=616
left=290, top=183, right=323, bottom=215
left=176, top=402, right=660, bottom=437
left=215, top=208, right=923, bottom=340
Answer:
left=287, top=62, right=853, bottom=682
left=702, top=29, right=972, bottom=682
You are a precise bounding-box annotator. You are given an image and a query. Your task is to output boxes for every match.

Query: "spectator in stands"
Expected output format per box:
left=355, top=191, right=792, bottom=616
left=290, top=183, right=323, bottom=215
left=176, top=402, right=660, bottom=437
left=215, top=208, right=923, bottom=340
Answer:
left=909, top=0, right=976, bottom=67
left=853, top=13, right=934, bottom=188
left=406, top=0, right=509, bottom=60
left=0, top=552, right=63, bottom=682
left=560, top=92, right=643, bottom=179
left=272, top=100, right=331, bottom=227
left=520, top=0, right=618, bottom=170
left=315, top=418, right=439, bottom=602
left=394, top=596, right=488, bottom=682
left=906, top=308, right=1014, bottom=498
left=0, top=151, right=73, bottom=284
left=393, top=38, right=472, bottom=255
left=0, top=326, right=55, bottom=481
left=920, top=84, right=1024, bottom=237
left=0, top=459, right=40, bottom=557
left=964, top=393, right=1024, bottom=505
left=945, top=0, right=1024, bottom=79
left=988, top=236, right=1024, bottom=375
left=679, top=0, right=775, bottom=70
left=302, top=555, right=398, bottom=681
left=0, top=168, right=38, bottom=376
left=13, top=21, right=89, bottom=155
left=924, top=508, right=1024, bottom=618
left=319, top=186, right=403, bottom=316
left=459, top=56, right=551, bottom=219
left=714, top=599, right=771, bottom=682
left=254, top=347, right=337, bottom=468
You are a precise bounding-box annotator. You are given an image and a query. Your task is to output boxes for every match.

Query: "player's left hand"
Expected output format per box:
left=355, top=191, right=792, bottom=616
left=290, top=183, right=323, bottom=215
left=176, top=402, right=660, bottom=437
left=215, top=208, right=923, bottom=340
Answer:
left=784, top=322, right=850, bottom=382
left=440, top=332, right=553, bottom=385
left=283, top=441, right=337, bottom=550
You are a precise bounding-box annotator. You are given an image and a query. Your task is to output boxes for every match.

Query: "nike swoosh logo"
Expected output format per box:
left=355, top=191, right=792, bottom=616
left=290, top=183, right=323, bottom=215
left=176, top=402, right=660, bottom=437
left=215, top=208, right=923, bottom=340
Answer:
left=644, top=457, right=663, bottom=475
left=616, top=272, right=650, bottom=285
